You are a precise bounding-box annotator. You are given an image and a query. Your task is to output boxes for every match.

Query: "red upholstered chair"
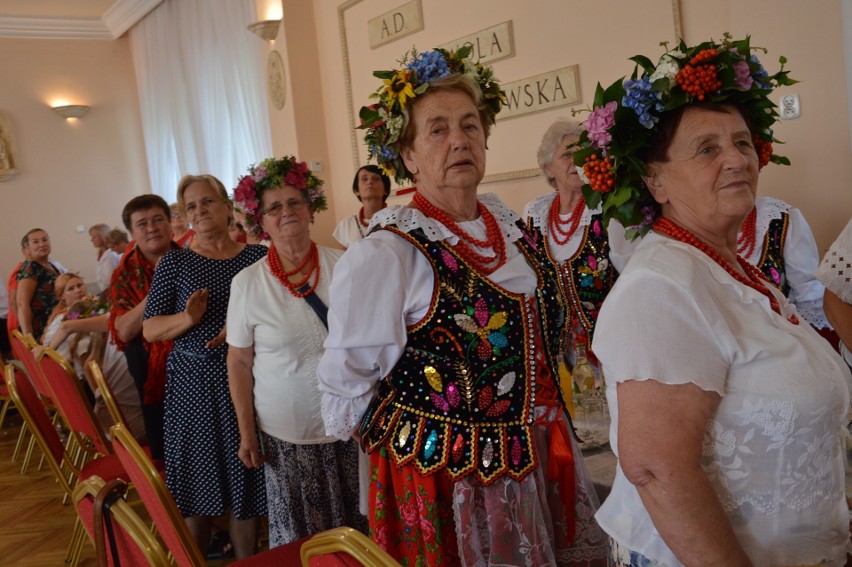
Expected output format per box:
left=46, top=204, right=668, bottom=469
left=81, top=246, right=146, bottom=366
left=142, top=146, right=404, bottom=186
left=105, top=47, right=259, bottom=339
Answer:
left=87, top=360, right=133, bottom=435
left=111, top=423, right=327, bottom=566
left=298, top=527, right=399, bottom=567
left=73, top=476, right=171, bottom=567
left=0, top=351, right=15, bottom=432
left=9, top=330, right=55, bottom=467
left=39, top=347, right=112, bottom=458
left=5, top=361, right=131, bottom=566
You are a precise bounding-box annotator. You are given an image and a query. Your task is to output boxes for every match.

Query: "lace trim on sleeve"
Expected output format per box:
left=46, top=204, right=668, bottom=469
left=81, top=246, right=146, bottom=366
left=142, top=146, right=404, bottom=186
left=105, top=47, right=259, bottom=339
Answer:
left=815, top=220, right=852, bottom=302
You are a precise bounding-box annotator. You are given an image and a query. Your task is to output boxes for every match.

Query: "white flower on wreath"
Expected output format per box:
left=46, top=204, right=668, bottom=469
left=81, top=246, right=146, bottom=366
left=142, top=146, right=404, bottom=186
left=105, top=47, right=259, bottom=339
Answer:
left=379, top=108, right=404, bottom=144
left=650, top=49, right=686, bottom=93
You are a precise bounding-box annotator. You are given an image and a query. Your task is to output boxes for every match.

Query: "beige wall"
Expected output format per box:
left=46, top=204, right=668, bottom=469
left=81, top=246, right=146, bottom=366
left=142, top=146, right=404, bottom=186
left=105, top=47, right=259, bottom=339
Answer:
left=0, top=37, right=149, bottom=285
left=299, top=0, right=851, bottom=253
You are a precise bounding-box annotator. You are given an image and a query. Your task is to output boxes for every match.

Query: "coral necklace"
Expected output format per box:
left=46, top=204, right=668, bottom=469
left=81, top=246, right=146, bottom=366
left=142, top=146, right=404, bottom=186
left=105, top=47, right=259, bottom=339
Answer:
left=548, top=194, right=586, bottom=245
left=358, top=207, right=370, bottom=228
left=267, top=242, right=320, bottom=298
left=412, top=192, right=506, bottom=274
left=653, top=217, right=798, bottom=324
left=736, top=206, right=757, bottom=257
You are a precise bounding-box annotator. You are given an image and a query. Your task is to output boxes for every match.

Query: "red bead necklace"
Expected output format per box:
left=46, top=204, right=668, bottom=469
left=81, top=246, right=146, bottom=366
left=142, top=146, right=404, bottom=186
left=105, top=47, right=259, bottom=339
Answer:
left=267, top=242, right=321, bottom=298
left=653, top=217, right=798, bottom=324
left=412, top=192, right=507, bottom=274
left=736, top=206, right=757, bottom=257
left=358, top=207, right=370, bottom=228
left=548, top=194, right=586, bottom=245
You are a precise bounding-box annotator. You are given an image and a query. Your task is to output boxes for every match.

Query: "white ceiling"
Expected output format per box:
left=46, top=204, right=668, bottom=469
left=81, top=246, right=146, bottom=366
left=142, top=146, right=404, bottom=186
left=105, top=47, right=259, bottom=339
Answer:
left=0, top=0, right=164, bottom=39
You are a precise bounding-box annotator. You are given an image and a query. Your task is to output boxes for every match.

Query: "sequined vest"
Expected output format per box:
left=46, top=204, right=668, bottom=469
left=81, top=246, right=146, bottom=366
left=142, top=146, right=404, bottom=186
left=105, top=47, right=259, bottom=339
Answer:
left=756, top=212, right=791, bottom=296
left=358, top=223, right=566, bottom=485
left=529, top=211, right=617, bottom=346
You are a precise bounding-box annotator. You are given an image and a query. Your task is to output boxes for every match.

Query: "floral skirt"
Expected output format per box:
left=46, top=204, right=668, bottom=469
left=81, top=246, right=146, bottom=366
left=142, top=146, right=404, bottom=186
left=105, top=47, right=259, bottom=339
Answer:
left=369, top=411, right=608, bottom=566
left=261, top=431, right=368, bottom=548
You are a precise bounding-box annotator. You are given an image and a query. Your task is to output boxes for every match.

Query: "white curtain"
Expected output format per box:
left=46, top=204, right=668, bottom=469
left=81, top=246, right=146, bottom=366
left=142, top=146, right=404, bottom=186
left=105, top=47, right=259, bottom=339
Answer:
left=129, top=0, right=273, bottom=203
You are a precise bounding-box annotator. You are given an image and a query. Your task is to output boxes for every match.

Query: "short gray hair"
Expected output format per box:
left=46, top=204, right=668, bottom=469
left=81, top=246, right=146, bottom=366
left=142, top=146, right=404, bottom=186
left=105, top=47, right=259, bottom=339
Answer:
left=537, top=119, right=583, bottom=189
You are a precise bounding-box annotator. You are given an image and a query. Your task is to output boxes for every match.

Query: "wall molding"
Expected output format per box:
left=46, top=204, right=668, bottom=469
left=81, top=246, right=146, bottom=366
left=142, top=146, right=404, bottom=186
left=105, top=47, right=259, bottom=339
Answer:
left=0, top=0, right=164, bottom=40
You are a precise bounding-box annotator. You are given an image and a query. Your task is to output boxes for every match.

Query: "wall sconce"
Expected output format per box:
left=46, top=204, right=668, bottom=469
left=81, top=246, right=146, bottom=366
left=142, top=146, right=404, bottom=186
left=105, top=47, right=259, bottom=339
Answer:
left=53, top=105, right=90, bottom=119
left=247, top=20, right=280, bottom=42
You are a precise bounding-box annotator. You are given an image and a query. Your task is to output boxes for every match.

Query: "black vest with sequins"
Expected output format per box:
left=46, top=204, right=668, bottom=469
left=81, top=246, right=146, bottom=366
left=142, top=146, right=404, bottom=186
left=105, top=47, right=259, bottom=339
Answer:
left=756, top=212, right=791, bottom=296
left=358, top=222, right=566, bottom=485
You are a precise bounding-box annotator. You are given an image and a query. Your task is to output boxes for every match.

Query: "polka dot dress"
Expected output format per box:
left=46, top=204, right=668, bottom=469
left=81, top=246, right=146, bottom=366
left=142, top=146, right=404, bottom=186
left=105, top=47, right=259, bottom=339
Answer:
left=144, top=245, right=268, bottom=519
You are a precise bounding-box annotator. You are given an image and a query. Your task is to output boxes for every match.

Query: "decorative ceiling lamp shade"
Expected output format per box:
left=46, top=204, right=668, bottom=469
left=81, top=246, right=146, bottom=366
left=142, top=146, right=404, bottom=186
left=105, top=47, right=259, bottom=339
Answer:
left=52, top=105, right=90, bottom=119
left=247, top=20, right=280, bottom=42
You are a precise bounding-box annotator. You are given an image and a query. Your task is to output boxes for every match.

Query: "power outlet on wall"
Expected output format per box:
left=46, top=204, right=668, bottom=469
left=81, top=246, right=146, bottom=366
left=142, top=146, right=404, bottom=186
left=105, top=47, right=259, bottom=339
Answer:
left=780, top=94, right=800, bottom=120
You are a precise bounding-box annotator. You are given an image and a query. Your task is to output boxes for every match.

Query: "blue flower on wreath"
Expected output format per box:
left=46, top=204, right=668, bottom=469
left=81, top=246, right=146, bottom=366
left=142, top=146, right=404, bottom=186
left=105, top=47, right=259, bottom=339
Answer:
left=623, top=76, right=664, bottom=129
left=407, top=50, right=451, bottom=83
left=370, top=144, right=396, bottom=161
left=749, top=55, right=771, bottom=90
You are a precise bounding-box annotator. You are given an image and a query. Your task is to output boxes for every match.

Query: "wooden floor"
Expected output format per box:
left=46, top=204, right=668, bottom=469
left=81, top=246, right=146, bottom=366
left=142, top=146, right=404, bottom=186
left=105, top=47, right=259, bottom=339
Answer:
left=0, top=412, right=98, bottom=566
left=0, top=411, right=248, bottom=566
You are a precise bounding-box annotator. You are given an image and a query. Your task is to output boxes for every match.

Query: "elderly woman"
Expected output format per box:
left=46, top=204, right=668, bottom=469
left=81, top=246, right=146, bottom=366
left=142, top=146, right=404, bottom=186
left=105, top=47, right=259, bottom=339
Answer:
left=227, top=156, right=366, bottom=547
left=318, top=47, right=606, bottom=566
left=577, top=37, right=852, bottom=565
left=105, top=228, right=130, bottom=257
left=90, top=223, right=120, bottom=293
left=143, top=174, right=266, bottom=559
left=523, top=119, right=629, bottom=364
left=170, top=202, right=195, bottom=248
left=332, top=165, right=391, bottom=248
left=17, top=228, right=61, bottom=339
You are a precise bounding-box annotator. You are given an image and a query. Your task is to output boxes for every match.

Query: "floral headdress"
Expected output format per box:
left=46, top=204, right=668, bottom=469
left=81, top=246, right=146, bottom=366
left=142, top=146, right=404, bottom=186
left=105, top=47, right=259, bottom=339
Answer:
left=571, top=33, right=796, bottom=239
left=232, top=155, right=327, bottom=240
left=359, top=45, right=507, bottom=184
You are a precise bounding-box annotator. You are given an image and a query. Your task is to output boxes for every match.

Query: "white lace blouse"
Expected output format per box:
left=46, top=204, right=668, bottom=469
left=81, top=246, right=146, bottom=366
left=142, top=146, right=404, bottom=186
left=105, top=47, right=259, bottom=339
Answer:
left=816, top=217, right=852, bottom=365
left=317, top=193, right=537, bottom=439
left=592, top=232, right=852, bottom=566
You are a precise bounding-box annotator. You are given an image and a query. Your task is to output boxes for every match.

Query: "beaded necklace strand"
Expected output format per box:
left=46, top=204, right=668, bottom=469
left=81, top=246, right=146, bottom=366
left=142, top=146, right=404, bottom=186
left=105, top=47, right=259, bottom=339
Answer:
left=736, top=206, right=757, bottom=257
left=267, top=242, right=321, bottom=298
left=653, top=216, right=798, bottom=324
left=412, top=192, right=507, bottom=274
left=548, top=194, right=586, bottom=245
left=358, top=206, right=370, bottom=228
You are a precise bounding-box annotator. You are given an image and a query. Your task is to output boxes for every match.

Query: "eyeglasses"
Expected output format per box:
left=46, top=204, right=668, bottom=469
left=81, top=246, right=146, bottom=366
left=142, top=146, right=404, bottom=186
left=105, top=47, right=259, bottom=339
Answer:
left=261, top=199, right=309, bottom=216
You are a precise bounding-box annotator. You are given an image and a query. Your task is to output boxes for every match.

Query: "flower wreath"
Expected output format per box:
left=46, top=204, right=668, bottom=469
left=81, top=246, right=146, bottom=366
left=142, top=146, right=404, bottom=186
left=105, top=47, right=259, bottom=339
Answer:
left=358, top=45, right=507, bottom=184
left=232, top=155, right=327, bottom=240
left=570, top=33, right=797, bottom=240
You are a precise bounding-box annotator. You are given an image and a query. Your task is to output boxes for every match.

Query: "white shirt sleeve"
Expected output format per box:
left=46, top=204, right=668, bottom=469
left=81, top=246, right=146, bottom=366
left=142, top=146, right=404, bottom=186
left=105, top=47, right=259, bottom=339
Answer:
left=815, top=218, right=852, bottom=303
left=317, top=232, right=434, bottom=439
left=784, top=207, right=829, bottom=327
left=226, top=269, right=254, bottom=349
left=606, top=218, right=639, bottom=274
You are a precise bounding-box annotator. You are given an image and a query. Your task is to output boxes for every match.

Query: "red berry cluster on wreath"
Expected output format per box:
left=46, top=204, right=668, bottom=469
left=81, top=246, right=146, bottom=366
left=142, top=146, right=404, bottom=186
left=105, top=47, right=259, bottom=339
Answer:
left=753, top=136, right=773, bottom=169
left=583, top=154, right=615, bottom=193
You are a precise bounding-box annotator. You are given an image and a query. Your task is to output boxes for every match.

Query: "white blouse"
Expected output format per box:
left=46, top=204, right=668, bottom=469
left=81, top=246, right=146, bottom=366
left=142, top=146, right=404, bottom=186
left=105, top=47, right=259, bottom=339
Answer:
left=593, top=232, right=852, bottom=566
left=332, top=214, right=367, bottom=249
left=815, top=217, right=852, bottom=365
left=317, top=193, right=537, bottom=440
left=227, top=246, right=343, bottom=444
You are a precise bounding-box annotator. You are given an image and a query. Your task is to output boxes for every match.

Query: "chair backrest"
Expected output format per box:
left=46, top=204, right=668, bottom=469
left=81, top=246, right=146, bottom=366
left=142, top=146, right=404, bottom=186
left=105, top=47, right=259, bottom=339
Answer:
left=110, top=423, right=207, bottom=567
left=300, top=527, right=400, bottom=567
left=4, top=360, right=76, bottom=496
left=40, top=347, right=112, bottom=456
left=88, top=360, right=129, bottom=432
left=10, top=330, right=54, bottom=403
left=73, top=475, right=171, bottom=567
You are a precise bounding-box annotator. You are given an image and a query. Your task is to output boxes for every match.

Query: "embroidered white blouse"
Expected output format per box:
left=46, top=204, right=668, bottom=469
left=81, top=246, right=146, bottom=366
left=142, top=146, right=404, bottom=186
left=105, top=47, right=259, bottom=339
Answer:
left=317, top=193, right=537, bottom=440
left=815, top=217, right=852, bottom=366
left=593, top=232, right=852, bottom=566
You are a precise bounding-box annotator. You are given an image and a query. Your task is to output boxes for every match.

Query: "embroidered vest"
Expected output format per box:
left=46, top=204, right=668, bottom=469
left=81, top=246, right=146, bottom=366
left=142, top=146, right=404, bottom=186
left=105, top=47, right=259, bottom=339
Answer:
left=756, top=212, right=790, bottom=296
left=530, top=212, right=617, bottom=347
left=359, top=223, right=566, bottom=485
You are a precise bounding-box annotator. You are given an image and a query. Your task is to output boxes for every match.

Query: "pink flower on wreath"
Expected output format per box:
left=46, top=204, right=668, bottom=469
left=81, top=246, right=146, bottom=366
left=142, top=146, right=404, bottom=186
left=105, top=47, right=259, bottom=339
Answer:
left=233, top=176, right=256, bottom=203
left=730, top=49, right=753, bottom=89
left=284, top=160, right=309, bottom=188
left=584, top=101, right=617, bottom=150
left=252, top=165, right=269, bottom=181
